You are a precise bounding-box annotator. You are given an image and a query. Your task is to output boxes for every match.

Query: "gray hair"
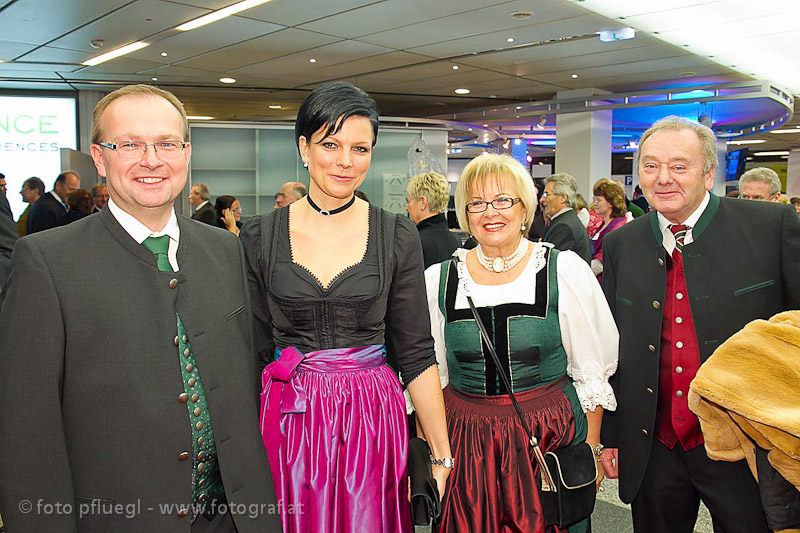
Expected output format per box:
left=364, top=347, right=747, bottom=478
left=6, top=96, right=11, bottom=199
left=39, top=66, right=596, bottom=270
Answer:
left=739, top=167, right=781, bottom=197
left=545, top=173, right=578, bottom=208
left=638, top=115, right=719, bottom=175
left=192, top=183, right=210, bottom=201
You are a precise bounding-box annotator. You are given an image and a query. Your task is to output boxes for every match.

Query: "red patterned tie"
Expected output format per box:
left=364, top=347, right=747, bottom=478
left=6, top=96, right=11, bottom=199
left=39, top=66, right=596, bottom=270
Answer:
left=670, top=224, right=688, bottom=254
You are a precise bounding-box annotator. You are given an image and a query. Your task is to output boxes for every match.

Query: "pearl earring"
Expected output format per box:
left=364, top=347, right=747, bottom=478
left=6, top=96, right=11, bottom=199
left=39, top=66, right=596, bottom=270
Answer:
left=303, top=162, right=308, bottom=168
left=521, top=223, right=526, bottom=232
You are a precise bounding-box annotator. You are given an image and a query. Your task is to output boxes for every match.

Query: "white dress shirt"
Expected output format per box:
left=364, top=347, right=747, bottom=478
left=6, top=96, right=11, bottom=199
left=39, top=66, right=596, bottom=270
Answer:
left=655, top=192, right=710, bottom=255
left=107, top=198, right=181, bottom=271
left=413, top=244, right=619, bottom=413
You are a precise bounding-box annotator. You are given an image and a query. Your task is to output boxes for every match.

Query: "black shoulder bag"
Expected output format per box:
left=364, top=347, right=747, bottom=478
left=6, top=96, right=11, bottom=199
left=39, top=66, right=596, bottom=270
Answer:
left=459, top=256, right=597, bottom=528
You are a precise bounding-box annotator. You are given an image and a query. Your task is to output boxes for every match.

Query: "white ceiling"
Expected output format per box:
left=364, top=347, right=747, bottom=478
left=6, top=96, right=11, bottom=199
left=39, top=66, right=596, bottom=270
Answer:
left=1, top=0, right=797, bottom=151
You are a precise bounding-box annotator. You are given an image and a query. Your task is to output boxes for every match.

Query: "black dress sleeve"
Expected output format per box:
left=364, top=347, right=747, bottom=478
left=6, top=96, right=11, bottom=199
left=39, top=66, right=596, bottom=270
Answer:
left=240, top=215, right=275, bottom=372
left=385, top=214, right=437, bottom=385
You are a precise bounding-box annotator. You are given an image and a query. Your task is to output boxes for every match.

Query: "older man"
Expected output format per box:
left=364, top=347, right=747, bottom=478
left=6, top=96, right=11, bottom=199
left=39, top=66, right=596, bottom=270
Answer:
left=405, top=172, right=460, bottom=268
left=739, top=167, right=782, bottom=202
left=27, top=170, right=80, bottom=233
left=91, top=183, right=110, bottom=212
left=189, top=182, right=215, bottom=225
left=600, top=115, right=800, bottom=533
left=541, top=172, right=592, bottom=263
left=273, top=181, right=306, bottom=209
left=0, top=85, right=279, bottom=532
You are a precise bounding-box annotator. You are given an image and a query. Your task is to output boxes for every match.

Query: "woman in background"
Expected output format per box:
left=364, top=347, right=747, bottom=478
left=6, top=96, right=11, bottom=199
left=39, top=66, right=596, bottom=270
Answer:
left=590, top=178, right=628, bottom=284
left=214, top=194, right=242, bottom=236
left=240, top=82, right=451, bottom=533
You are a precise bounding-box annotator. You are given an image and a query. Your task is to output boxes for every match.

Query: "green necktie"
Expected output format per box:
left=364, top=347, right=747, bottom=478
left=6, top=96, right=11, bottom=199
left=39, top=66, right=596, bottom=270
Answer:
left=141, top=236, right=225, bottom=518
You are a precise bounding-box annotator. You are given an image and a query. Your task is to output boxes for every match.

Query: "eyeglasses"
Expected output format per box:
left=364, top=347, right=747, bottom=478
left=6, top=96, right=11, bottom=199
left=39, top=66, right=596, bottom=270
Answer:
left=98, top=140, right=188, bottom=158
left=231, top=207, right=243, bottom=213
left=466, top=197, right=521, bottom=213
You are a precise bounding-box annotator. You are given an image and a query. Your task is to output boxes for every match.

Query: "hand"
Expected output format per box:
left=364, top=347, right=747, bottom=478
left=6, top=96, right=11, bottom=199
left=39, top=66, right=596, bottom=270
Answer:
left=431, top=464, right=451, bottom=502
left=595, top=458, right=605, bottom=492
left=601, top=447, right=619, bottom=479
left=221, top=208, right=236, bottom=230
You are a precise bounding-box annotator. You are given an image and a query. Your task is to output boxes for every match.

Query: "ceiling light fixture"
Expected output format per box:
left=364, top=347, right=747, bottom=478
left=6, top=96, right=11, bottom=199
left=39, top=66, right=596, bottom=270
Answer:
left=571, top=73, right=579, bottom=79
left=82, top=41, right=149, bottom=66
left=268, top=105, right=281, bottom=109
left=151, top=77, right=158, bottom=81
left=510, top=11, right=533, bottom=20
left=308, top=58, right=317, bottom=63
left=506, top=37, right=515, bottom=43
left=219, top=77, right=236, bottom=83
left=769, top=129, right=800, bottom=134
left=160, top=52, right=168, bottom=57
left=726, top=139, right=766, bottom=145
left=176, top=0, right=273, bottom=31
left=753, top=151, right=790, bottom=156
left=454, top=88, right=470, bottom=94
left=187, top=116, right=214, bottom=120
left=599, top=27, right=635, bottom=42
left=452, top=65, right=459, bottom=70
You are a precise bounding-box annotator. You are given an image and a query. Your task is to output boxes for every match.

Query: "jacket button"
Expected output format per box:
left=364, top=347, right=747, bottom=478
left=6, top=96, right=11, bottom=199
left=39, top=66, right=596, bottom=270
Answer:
left=178, top=452, right=190, bottom=461
left=648, top=344, right=656, bottom=353
left=178, top=393, right=189, bottom=403
left=675, top=366, right=683, bottom=374
left=169, top=278, right=179, bottom=289
left=173, top=336, right=179, bottom=346
left=658, top=258, right=664, bottom=267
left=652, top=301, right=661, bottom=309
left=191, top=393, right=200, bottom=403
left=177, top=508, right=188, bottom=517
left=646, top=387, right=654, bottom=396
left=641, top=429, right=649, bottom=437
left=676, top=390, right=684, bottom=397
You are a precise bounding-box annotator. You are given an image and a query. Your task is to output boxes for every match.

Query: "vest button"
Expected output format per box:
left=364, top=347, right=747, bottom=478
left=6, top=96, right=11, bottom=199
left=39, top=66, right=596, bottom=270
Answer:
left=178, top=393, right=189, bottom=403
left=185, top=363, right=194, bottom=373
left=178, top=452, right=190, bottom=461
left=652, top=300, right=661, bottom=309
left=183, top=348, right=190, bottom=358
left=173, top=336, right=179, bottom=346
left=646, top=387, right=654, bottom=396
left=648, top=344, right=656, bottom=353
left=194, top=407, right=202, bottom=417
left=169, top=278, right=179, bottom=289
left=196, top=421, right=204, bottom=431
left=676, top=390, right=684, bottom=397
left=641, top=429, right=649, bottom=437
left=675, top=317, right=683, bottom=324
left=188, top=378, right=196, bottom=387
left=675, top=366, right=683, bottom=374
left=191, top=393, right=200, bottom=403
left=182, top=335, right=188, bottom=343
left=198, top=437, right=205, bottom=446
left=197, top=462, right=205, bottom=473
left=658, top=258, right=665, bottom=267
left=676, top=292, right=684, bottom=300
left=676, top=341, right=684, bottom=349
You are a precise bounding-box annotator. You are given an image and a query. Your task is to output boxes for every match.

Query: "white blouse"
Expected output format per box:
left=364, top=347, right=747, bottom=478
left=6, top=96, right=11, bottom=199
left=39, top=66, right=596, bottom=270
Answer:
left=416, top=243, right=618, bottom=414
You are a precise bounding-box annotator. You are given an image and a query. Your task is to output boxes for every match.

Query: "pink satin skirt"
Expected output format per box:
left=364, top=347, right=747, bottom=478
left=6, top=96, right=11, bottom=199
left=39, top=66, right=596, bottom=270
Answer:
left=260, top=345, right=411, bottom=533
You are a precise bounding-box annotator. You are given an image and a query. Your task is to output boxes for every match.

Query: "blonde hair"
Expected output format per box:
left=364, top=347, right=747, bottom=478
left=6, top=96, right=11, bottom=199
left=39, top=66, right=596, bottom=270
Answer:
left=92, top=84, right=189, bottom=144
left=406, top=172, right=450, bottom=214
left=638, top=115, right=718, bottom=175
left=454, top=153, right=536, bottom=234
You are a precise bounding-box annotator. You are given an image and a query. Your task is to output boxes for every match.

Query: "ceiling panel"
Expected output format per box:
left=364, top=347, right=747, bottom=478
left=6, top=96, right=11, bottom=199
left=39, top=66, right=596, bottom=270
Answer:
left=176, top=28, right=340, bottom=72
left=46, top=0, right=208, bottom=55
left=231, top=40, right=395, bottom=78
left=127, top=17, right=284, bottom=64
left=14, top=45, right=88, bottom=64
left=2, top=0, right=131, bottom=47
left=287, top=51, right=433, bottom=87
left=297, top=0, right=510, bottom=39
left=0, top=40, right=40, bottom=59
left=240, top=0, right=381, bottom=27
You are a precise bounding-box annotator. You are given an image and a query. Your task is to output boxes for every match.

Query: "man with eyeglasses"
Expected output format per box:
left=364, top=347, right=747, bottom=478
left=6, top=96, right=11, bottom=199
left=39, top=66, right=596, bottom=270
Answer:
left=16, top=177, right=44, bottom=237
left=541, top=172, right=592, bottom=263
left=0, top=85, right=280, bottom=532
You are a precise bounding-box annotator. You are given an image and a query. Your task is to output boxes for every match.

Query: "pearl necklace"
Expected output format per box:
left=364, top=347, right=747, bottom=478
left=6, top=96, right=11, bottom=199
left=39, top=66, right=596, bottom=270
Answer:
left=476, top=237, right=529, bottom=273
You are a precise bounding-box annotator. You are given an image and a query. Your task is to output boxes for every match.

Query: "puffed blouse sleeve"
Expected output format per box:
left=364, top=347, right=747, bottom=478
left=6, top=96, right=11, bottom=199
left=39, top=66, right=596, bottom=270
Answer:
left=239, top=216, right=275, bottom=372
left=386, top=215, right=438, bottom=386
left=556, top=249, right=619, bottom=412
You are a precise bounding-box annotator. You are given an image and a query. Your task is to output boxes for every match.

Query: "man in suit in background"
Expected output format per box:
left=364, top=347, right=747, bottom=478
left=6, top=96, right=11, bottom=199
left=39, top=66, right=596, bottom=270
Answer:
left=600, top=115, right=800, bottom=532
left=0, top=84, right=280, bottom=532
left=27, top=170, right=80, bottom=233
left=91, top=183, right=110, bottom=212
left=738, top=167, right=782, bottom=202
left=16, top=177, right=44, bottom=237
left=541, top=172, right=592, bottom=263
left=273, top=181, right=306, bottom=209
left=189, top=182, right=215, bottom=224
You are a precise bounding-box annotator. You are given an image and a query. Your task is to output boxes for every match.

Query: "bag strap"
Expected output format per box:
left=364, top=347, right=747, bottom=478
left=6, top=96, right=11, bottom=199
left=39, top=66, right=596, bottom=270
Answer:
left=454, top=254, right=557, bottom=491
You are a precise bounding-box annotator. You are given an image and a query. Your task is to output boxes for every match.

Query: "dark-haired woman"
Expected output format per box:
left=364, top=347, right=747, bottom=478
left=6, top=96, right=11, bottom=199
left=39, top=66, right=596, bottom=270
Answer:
left=240, top=82, right=451, bottom=533
left=590, top=178, right=628, bottom=284
left=214, top=194, right=242, bottom=236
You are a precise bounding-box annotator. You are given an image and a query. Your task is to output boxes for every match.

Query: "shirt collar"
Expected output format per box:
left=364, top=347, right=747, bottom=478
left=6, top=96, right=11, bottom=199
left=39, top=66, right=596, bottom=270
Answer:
left=656, top=191, right=710, bottom=234
left=107, top=198, right=180, bottom=246
left=50, top=190, right=66, bottom=207
left=552, top=207, right=572, bottom=219
left=196, top=200, right=209, bottom=210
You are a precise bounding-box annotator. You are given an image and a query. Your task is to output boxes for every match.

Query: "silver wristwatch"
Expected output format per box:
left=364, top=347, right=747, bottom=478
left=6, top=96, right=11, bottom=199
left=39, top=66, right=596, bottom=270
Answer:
left=430, top=456, right=456, bottom=468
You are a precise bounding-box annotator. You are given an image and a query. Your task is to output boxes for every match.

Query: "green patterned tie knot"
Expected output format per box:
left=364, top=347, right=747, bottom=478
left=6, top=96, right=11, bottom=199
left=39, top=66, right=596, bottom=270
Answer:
left=142, top=235, right=172, bottom=272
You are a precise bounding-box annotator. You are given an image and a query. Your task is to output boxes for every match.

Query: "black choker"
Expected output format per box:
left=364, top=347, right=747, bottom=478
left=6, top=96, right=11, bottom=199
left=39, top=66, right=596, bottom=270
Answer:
left=307, top=194, right=356, bottom=216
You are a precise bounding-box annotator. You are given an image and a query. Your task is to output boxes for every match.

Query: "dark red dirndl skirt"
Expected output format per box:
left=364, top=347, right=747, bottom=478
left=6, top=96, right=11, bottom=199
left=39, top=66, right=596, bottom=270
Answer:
left=439, top=377, right=576, bottom=533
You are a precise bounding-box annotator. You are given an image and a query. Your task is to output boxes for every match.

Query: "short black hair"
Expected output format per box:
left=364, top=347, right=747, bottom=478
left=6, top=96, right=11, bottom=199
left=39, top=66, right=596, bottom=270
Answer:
left=294, top=82, right=379, bottom=153
left=23, top=177, right=45, bottom=196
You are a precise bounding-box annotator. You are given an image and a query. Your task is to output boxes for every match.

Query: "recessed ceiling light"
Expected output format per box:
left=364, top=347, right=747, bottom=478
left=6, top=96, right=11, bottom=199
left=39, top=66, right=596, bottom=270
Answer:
left=510, top=11, right=533, bottom=20
left=454, top=88, right=470, bottom=95
left=268, top=105, right=281, bottom=109
left=452, top=65, right=459, bottom=70
left=219, top=77, right=236, bottom=83
left=680, top=71, right=696, bottom=76
left=483, top=124, right=488, bottom=127
left=187, top=115, right=214, bottom=120
left=467, top=128, right=472, bottom=131
left=82, top=41, right=149, bottom=66
left=176, top=0, right=274, bottom=31
left=506, top=37, right=515, bottom=43
left=753, top=151, right=789, bottom=156
left=151, top=77, right=158, bottom=81
left=308, top=58, right=317, bottom=63
left=770, top=129, right=800, bottom=134
left=571, top=73, right=579, bottom=79
left=160, top=52, right=168, bottom=57
left=726, top=139, right=766, bottom=145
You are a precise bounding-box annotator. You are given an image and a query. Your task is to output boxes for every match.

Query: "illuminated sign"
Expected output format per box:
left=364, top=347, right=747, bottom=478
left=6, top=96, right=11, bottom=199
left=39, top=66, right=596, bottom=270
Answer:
left=0, top=95, right=77, bottom=218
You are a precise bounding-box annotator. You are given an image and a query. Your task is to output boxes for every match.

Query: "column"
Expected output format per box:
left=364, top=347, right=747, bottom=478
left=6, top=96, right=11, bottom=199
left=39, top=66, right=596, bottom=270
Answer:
left=787, top=149, right=800, bottom=197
